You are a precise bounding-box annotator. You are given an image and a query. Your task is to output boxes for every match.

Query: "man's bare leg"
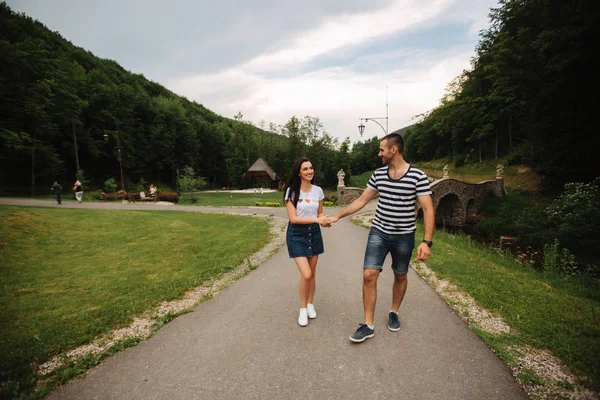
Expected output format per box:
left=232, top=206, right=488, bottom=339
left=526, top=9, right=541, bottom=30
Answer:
left=391, top=273, right=408, bottom=312
left=363, top=269, right=380, bottom=326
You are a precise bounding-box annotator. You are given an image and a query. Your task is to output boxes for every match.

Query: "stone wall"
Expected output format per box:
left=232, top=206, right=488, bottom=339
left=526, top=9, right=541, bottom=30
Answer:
left=337, top=187, right=364, bottom=206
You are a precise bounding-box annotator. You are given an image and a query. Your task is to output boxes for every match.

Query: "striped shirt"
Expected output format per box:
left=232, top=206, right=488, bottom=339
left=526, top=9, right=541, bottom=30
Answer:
left=367, top=165, right=432, bottom=234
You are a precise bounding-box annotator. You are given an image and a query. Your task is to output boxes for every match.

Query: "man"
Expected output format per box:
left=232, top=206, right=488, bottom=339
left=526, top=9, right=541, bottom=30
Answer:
left=50, top=180, right=62, bottom=204
left=328, top=133, right=434, bottom=343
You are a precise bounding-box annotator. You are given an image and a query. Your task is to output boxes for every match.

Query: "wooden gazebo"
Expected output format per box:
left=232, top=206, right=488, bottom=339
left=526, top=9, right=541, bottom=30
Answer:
left=242, top=158, right=279, bottom=189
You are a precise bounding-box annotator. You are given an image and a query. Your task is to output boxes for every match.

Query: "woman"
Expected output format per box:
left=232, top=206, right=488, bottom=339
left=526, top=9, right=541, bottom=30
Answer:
left=284, top=157, right=330, bottom=326
left=74, top=180, right=83, bottom=204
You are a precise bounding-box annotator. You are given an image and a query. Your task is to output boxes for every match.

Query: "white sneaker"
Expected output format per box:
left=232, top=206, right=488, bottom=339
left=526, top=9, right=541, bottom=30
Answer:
left=298, top=308, right=308, bottom=326
left=307, top=303, right=317, bottom=319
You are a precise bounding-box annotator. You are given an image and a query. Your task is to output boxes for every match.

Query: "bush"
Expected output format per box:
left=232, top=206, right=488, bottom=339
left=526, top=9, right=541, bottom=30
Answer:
left=158, top=192, right=180, bottom=203
left=544, top=178, right=600, bottom=258
left=265, top=202, right=280, bottom=207
left=505, top=143, right=529, bottom=166
left=324, top=193, right=338, bottom=205
left=543, top=239, right=579, bottom=277
left=89, top=189, right=103, bottom=200
left=177, top=166, right=207, bottom=195
left=100, top=192, right=125, bottom=201
left=323, top=201, right=334, bottom=207
left=75, top=169, right=90, bottom=190
left=255, top=202, right=263, bottom=206
left=136, top=177, right=147, bottom=193
left=103, top=178, right=118, bottom=193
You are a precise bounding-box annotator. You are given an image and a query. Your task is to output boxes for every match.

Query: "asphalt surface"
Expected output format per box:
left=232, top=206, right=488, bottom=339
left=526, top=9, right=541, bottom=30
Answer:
left=1, top=199, right=529, bottom=399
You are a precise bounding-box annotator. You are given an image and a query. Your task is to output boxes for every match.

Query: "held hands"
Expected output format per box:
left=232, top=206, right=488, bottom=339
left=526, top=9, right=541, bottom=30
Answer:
left=416, top=242, right=431, bottom=261
left=316, top=215, right=340, bottom=228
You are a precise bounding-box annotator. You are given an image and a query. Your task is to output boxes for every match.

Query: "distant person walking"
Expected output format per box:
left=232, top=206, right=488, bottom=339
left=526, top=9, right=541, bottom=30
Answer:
left=74, top=180, right=83, bottom=204
left=50, top=180, right=62, bottom=204
left=284, top=157, right=330, bottom=326
left=328, top=133, right=435, bottom=343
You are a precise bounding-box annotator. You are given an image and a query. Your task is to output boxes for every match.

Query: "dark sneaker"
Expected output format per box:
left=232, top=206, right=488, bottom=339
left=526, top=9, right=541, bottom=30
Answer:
left=349, top=324, right=375, bottom=343
left=388, top=312, right=401, bottom=331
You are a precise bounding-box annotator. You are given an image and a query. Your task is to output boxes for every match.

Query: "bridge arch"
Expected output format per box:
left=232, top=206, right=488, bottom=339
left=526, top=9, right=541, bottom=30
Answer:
left=435, top=193, right=464, bottom=227
left=466, top=198, right=477, bottom=222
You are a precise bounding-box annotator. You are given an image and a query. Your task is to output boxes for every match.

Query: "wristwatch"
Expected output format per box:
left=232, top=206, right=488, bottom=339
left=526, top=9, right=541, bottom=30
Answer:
left=422, top=240, right=433, bottom=248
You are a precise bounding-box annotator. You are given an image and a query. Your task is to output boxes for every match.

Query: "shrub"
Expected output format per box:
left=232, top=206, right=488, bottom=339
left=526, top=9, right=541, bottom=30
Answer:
left=176, top=166, right=207, bottom=195
left=265, top=202, right=280, bottom=207
left=136, top=177, right=147, bottom=193
left=103, top=178, right=118, bottom=193
left=255, top=202, right=263, bottom=206
left=323, top=201, right=334, bottom=207
left=100, top=192, right=125, bottom=201
left=75, top=169, right=90, bottom=190
left=324, top=193, right=338, bottom=205
left=544, top=178, right=600, bottom=258
left=158, top=192, right=180, bottom=203
left=89, top=190, right=103, bottom=200
left=543, top=239, right=579, bottom=277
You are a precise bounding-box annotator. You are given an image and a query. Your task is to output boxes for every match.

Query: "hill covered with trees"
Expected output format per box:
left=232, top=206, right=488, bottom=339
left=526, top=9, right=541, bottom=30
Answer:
left=404, top=0, right=598, bottom=188
left=0, top=3, right=362, bottom=194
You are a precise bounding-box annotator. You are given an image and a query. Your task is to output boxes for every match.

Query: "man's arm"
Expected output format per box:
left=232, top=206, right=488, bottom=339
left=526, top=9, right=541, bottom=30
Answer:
left=331, top=187, right=377, bottom=222
left=416, top=194, right=435, bottom=261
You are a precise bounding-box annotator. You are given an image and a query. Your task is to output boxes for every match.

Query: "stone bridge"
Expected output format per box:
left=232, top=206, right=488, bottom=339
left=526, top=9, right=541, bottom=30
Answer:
left=336, top=165, right=506, bottom=227
left=416, top=177, right=504, bottom=227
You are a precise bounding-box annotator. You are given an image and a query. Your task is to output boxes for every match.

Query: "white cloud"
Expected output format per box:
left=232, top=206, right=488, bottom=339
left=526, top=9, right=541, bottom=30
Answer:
left=245, top=0, right=454, bottom=71
left=169, top=48, right=474, bottom=144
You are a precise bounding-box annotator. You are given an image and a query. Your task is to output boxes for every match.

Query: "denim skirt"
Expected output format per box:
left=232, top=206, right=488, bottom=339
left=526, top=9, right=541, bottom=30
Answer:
left=286, top=222, right=324, bottom=258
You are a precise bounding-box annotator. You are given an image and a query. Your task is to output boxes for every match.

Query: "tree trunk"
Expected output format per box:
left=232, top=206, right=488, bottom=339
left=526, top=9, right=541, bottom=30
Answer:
left=31, top=143, right=35, bottom=198
left=72, top=122, right=80, bottom=172
left=495, top=131, right=498, bottom=159
left=508, top=113, right=512, bottom=152
left=479, top=143, right=482, bottom=163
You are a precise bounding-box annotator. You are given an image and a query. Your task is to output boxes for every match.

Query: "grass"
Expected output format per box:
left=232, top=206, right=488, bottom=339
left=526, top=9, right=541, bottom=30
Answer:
left=0, top=206, right=271, bottom=398
left=179, top=191, right=284, bottom=206
left=418, top=224, right=600, bottom=391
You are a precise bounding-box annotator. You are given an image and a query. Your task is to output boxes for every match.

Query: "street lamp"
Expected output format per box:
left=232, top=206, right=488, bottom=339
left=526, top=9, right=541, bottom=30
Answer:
left=103, top=130, right=126, bottom=200
left=358, top=86, right=389, bottom=137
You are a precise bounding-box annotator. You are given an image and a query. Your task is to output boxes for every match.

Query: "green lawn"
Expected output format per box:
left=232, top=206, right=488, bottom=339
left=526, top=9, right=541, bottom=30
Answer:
left=0, top=206, right=271, bottom=397
left=419, top=224, right=600, bottom=391
left=180, top=191, right=284, bottom=206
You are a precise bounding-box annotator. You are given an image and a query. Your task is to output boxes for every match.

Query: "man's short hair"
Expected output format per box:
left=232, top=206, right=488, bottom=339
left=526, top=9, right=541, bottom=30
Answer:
left=382, top=133, right=404, bottom=154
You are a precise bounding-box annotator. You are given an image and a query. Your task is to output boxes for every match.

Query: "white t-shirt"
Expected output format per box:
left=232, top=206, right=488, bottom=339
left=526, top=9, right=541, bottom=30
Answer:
left=285, top=185, right=325, bottom=218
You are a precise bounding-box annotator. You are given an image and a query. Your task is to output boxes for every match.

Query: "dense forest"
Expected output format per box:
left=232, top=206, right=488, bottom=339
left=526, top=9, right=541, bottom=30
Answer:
left=1, top=0, right=598, bottom=195
left=0, top=3, right=367, bottom=194
left=404, top=0, right=599, bottom=188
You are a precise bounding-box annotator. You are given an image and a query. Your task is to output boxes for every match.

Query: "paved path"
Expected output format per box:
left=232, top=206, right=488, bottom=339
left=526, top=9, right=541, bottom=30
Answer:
left=2, top=199, right=528, bottom=399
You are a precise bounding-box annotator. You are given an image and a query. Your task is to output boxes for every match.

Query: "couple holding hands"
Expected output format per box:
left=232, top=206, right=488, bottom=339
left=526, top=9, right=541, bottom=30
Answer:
left=284, top=133, right=435, bottom=343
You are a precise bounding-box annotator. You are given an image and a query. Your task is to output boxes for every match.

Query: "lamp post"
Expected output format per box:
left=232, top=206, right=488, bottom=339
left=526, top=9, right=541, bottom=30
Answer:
left=103, top=130, right=126, bottom=201
left=358, top=86, right=389, bottom=137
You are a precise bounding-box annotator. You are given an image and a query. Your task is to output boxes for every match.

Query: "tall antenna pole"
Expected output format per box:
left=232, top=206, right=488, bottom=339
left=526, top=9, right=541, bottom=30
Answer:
left=386, top=86, right=389, bottom=135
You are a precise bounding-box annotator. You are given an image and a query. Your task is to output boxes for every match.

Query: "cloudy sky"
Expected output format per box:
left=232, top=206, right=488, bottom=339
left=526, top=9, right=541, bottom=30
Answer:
left=8, top=0, right=498, bottom=143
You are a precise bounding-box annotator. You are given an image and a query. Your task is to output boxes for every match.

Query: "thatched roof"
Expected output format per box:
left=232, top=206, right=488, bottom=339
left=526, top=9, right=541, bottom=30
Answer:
left=245, top=158, right=278, bottom=181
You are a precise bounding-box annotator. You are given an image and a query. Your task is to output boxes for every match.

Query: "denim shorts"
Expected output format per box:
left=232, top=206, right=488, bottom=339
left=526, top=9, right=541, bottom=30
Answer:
left=364, top=228, right=415, bottom=275
left=286, top=223, right=324, bottom=258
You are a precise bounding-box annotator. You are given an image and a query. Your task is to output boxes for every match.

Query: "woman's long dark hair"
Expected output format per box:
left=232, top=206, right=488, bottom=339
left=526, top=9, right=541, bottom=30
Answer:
left=283, top=156, right=313, bottom=208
